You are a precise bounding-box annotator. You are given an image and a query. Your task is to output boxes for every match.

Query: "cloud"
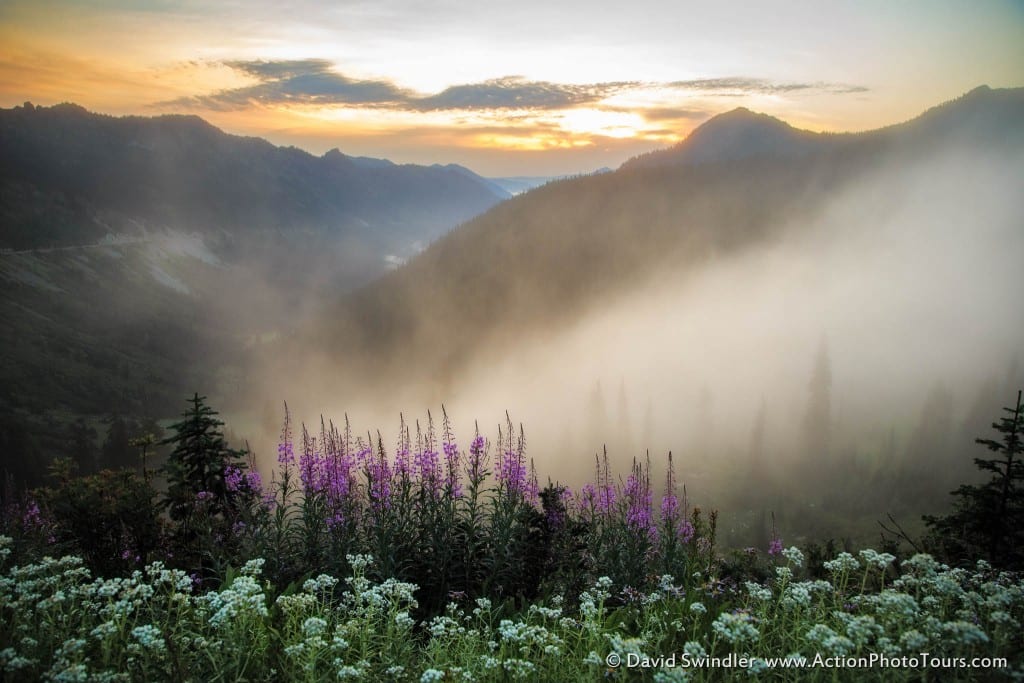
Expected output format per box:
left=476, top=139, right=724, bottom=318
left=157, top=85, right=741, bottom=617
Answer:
left=160, top=60, right=868, bottom=114
left=667, top=77, right=869, bottom=95
left=414, top=76, right=637, bottom=111
left=637, top=107, right=708, bottom=122
left=164, top=59, right=411, bottom=111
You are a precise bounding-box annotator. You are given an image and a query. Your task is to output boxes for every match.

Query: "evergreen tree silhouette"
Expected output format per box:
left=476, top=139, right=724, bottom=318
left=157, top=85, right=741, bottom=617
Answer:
left=924, top=390, right=1024, bottom=569
left=802, top=339, right=832, bottom=461
left=160, top=393, right=248, bottom=524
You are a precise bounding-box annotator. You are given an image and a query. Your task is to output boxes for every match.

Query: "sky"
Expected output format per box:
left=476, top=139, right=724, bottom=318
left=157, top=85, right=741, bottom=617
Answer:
left=0, top=0, right=1021, bottom=176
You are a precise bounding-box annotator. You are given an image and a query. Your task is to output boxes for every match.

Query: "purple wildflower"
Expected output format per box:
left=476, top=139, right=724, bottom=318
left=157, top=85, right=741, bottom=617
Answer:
left=660, top=492, right=679, bottom=521
left=22, top=500, right=44, bottom=530
left=394, top=444, right=411, bottom=479
left=597, top=482, right=616, bottom=513
left=497, top=446, right=529, bottom=498
left=415, top=445, right=441, bottom=494
left=624, top=461, right=655, bottom=539
left=768, top=512, right=782, bottom=555
left=443, top=439, right=462, bottom=498
left=679, top=519, right=695, bottom=543
left=224, top=465, right=245, bottom=493
left=277, top=405, right=295, bottom=467
left=467, top=433, right=487, bottom=483
left=245, top=468, right=263, bottom=493
left=366, top=449, right=393, bottom=512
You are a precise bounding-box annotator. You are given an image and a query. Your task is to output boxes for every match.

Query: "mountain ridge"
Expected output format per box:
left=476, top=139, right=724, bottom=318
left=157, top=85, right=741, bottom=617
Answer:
left=0, top=101, right=509, bottom=253
left=622, top=85, right=1023, bottom=170
left=294, top=86, right=1024, bottom=397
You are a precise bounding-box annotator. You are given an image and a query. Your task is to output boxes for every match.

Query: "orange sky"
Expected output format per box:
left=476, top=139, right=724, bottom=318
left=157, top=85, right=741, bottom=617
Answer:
left=1, top=0, right=1021, bottom=175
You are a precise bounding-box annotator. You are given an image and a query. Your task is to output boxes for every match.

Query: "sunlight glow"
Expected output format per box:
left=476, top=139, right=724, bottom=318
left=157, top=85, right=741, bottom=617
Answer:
left=552, top=108, right=646, bottom=138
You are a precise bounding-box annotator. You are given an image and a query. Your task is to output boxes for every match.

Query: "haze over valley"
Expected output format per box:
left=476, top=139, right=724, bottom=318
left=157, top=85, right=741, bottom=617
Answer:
left=2, top=86, right=1021, bottom=546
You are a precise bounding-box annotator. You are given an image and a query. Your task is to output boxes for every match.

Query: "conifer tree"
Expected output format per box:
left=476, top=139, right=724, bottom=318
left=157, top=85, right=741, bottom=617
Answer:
left=924, top=390, right=1024, bottom=569
left=160, top=393, right=248, bottom=523
left=802, top=339, right=832, bottom=460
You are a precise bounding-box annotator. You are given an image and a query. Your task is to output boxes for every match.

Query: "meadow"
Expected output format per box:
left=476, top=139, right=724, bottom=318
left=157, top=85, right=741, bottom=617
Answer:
left=1, top=397, right=1022, bottom=681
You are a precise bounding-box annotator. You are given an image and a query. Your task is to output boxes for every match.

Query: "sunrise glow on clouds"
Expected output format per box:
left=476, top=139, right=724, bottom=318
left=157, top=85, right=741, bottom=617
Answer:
left=0, top=0, right=1021, bottom=175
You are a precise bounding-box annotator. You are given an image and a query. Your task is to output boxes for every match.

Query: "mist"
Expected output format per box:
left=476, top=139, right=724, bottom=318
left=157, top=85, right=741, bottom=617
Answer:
left=244, top=141, right=1023, bottom=545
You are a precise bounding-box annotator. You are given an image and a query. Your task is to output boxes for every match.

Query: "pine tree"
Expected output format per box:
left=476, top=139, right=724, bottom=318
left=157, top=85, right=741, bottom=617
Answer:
left=924, top=390, right=1024, bottom=569
left=68, top=418, right=98, bottom=474
left=160, top=393, right=248, bottom=523
left=802, top=339, right=832, bottom=461
left=100, top=416, right=135, bottom=471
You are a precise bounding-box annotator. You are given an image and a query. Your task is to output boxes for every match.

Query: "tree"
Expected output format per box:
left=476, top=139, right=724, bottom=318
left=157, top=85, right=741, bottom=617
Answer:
left=802, top=339, right=832, bottom=461
left=924, top=390, right=1024, bottom=569
left=160, top=393, right=249, bottom=523
left=160, top=394, right=257, bottom=579
left=67, top=418, right=98, bottom=474
left=36, top=459, right=162, bottom=575
left=100, top=415, right=135, bottom=471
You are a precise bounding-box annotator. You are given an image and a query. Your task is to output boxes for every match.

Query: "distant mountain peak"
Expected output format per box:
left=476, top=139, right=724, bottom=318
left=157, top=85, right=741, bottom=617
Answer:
left=623, top=85, right=1023, bottom=171
left=623, top=105, right=814, bottom=169
left=688, top=106, right=795, bottom=138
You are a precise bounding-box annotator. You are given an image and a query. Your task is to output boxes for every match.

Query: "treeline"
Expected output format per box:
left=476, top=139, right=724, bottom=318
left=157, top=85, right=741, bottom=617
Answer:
left=2, top=389, right=1022, bottom=626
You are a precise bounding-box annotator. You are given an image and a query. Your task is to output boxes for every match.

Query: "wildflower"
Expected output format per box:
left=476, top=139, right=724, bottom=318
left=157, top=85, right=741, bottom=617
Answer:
left=240, top=558, right=265, bottom=577
left=655, top=667, right=691, bottom=682
left=711, top=612, right=759, bottom=644
left=442, top=435, right=462, bottom=498
left=302, top=617, right=328, bottom=637
left=899, top=629, right=928, bottom=650
left=366, top=453, right=393, bottom=512
left=131, top=625, right=166, bottom=651
left=467, top=434, right=487, bottom=482
left=22, top=501, right=44, bottom=530
left=768, top=513, right=782, bottom=555
left=683, top=641, right=706, bottom=658
left=624, top=462, right=655, bottom=539
left=747, top=657, right=769, bottom=676
left=745, top=581, right=773, bottom=602
left=782, top=583, right=812, bottom=609
left=859, top=549, right=895, bottom=570
left=502, top=658, right=536, bottom=678
left=941, top=621, right=989, bottom=646
left=823, top=552, right=860, bottom=574
left=782, top=546, right=804, bottom=568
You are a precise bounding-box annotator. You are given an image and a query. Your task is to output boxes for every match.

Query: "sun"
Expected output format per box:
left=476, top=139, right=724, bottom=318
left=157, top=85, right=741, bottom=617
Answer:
left=553, top=108, right=646, bottom=139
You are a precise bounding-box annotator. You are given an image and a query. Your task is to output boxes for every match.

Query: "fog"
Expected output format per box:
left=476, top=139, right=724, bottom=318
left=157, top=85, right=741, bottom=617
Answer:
left=238, top=141, right=1024, bottom=545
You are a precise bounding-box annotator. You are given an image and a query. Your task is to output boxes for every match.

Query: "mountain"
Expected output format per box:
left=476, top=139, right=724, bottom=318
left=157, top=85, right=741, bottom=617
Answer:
left=622, top=107, right=834, bottom=169
left=489, top=168, right=614, bottom=196
left=0, top=103, right=510, bottom=479
left=299, top=86, right=1024, bottom=394
left=0, top=102, right=508, bottom=254
left=623, top=85, right=1022, bottom=170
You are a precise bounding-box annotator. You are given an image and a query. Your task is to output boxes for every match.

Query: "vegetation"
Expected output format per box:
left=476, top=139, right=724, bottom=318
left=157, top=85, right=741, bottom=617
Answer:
left=1, top=394, right=1023, bottom=680
left=924, top=391, right=1024, bottom=570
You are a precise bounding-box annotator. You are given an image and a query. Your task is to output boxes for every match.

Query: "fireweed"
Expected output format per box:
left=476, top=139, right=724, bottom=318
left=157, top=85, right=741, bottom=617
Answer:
left=4, top=411, right=1023, bottom=679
